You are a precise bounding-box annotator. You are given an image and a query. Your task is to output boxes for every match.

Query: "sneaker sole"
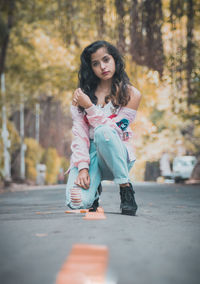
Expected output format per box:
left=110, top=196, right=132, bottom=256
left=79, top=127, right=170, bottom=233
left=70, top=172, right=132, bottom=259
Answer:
left=122, top=209, right=137, bottom=216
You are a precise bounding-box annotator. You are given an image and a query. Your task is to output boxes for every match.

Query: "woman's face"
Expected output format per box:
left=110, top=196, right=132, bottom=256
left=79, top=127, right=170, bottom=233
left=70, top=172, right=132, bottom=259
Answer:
left=91, top=47, right=116, bottom=81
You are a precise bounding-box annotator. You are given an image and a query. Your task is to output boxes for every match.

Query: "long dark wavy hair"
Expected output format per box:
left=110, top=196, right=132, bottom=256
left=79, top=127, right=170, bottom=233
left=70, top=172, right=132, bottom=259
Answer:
left=78, top=40, right=131, bottom=112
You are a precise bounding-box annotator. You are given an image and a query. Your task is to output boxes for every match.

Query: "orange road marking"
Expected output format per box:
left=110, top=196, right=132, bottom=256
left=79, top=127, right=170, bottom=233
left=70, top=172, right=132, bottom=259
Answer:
left=83, top=207, right=106, bottom=220
left=65, top=209, right=89, bottom=214
left=65, top=207, right=106, bottom=220
left=56, top=244, right=108, bottom=284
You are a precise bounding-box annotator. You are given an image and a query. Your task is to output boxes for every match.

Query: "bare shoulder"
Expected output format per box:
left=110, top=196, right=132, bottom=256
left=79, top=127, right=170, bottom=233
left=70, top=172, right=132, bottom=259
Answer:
left=126, top=85, right=142, bottom=110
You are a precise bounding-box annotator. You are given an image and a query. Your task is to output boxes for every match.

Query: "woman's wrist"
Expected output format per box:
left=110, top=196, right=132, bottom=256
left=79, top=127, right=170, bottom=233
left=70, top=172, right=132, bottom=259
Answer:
left=79, top=168, right=88, bottom=172
left=78, top=162, right=89, bottom=172
left=84, top=102, right=93, bottom=109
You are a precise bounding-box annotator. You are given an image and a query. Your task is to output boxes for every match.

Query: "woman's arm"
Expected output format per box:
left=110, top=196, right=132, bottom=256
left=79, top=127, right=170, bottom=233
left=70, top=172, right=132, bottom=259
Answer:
left=125, top=85, right=142, bottom=110
left=70, top=105, right=90, bottom=171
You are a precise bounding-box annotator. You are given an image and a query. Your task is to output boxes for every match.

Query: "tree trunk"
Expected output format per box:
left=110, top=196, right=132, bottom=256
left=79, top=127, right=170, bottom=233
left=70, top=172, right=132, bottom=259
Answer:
left=186, top=0, right=194, bottom=107
left=96, top=0, right=105, bottom=39
left=130, top=0, right=144, bottom=65
left=0, top=0, right=15, bottom=76
left=190, top=160, right=200, bottom=182
left=115, top=0, right=126, bottom=54
left=129, top=0, right=164, bottom=77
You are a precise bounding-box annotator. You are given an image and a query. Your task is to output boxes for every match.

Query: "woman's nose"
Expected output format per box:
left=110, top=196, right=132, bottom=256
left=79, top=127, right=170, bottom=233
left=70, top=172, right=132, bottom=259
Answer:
left=100, top=62, right=106, bottom=70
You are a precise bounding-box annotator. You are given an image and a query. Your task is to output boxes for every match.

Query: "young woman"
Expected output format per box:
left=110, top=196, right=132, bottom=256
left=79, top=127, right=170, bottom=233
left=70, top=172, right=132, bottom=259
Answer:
left=65, top=40, right=142, bottom=216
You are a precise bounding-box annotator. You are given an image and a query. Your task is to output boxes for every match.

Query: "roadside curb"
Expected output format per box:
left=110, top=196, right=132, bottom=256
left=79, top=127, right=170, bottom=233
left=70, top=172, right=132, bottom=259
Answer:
left=0, top=183, right=66, bottom=194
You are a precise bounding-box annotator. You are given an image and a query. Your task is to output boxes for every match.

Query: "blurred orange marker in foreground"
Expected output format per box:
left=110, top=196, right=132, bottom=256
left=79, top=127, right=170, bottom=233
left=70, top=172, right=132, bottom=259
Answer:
left=56, top=244, right=108, bottom=284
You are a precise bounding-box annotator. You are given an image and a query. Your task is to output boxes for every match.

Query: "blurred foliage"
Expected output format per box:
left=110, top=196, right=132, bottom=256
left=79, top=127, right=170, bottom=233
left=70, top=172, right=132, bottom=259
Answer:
left=24, top=138, right=44, bottom=181
left=7, top=120, right=20, bottom=153
left=60, top=157, right=70, bottom=174
left=42, top=147, right=61, bottom=185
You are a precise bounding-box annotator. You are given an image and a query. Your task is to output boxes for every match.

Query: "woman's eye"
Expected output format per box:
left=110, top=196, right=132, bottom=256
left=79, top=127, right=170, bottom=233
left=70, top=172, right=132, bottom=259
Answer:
left=93, top=62, right=98, bottom=67
left=104, top=57, right=109, bottom=62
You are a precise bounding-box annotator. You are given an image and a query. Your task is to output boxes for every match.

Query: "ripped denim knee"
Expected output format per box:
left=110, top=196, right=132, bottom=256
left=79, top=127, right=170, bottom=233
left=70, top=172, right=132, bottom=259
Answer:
left=67, top=186, right=83, bottom=209
left=66, top=186, right=95, bottom=209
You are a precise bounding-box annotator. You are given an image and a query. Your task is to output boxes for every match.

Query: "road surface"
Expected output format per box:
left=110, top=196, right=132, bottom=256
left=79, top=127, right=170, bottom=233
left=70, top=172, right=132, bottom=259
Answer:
left=0, top=182, right=200, bottom=284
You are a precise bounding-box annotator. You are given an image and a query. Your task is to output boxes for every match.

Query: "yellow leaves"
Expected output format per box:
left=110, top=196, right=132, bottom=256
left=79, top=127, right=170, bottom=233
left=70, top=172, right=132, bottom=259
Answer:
left=31, top=28, right=75, bottom=70
left=25, top=158, right=37, bottom=180
left=42, top=148, right=61, bottom=185
left=25, top=138, right=44, bottom=162
left=7, top=121, right=21, bottom=152
left=60, top=91, right=73, bottom=109
left=24, top=138, right=44, bottom=181
left=146, top=70, right=160, bottom=86
left=125, top=56, right=160, bottom=117
left=130, top=159, right=146, bottom=182
left=194, top=125, right=200, bottom=138
left=23, top=138, right=68, bottom=184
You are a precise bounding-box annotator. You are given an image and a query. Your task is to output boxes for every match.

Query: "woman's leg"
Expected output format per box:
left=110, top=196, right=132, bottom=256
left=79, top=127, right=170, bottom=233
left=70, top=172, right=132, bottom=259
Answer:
left=65, top=142, right=101, bottom=209
left=94, top=125, right=137, bottom=215
left=94, top=125, right=133, bottom=184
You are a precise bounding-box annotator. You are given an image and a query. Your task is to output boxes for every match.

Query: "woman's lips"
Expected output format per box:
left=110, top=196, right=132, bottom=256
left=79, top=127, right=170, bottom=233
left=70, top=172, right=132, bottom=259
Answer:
left=102, top=71, right=109, bottom=75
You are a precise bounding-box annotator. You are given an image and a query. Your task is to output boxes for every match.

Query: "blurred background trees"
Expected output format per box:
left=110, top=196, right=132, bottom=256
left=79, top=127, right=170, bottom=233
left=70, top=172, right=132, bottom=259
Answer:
left=0, top=0, right=199, bottom=184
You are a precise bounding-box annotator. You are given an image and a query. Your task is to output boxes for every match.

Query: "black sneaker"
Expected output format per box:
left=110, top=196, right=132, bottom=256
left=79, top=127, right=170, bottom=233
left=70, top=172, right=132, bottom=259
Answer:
left=97, top=183, right=102, bottom=195
left=120, top=183, right=138, bottom=216
left=89, top=183, right=102, bottom=212
left=89, top=198, right=99, bottom=212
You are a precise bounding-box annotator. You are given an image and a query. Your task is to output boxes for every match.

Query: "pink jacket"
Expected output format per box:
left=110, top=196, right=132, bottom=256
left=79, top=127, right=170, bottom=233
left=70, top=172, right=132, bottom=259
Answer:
left=66, top=103, right=137, bottom=173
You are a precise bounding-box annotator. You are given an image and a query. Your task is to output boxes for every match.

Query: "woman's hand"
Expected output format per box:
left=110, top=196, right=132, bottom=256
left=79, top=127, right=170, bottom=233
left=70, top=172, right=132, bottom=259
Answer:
left=72, top=88, right=93, bottom=109
left=75, top=168, right=90, bottom=189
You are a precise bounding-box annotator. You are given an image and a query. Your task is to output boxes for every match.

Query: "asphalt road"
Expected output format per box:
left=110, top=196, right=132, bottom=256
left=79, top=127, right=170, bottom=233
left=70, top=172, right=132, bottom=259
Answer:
left=0, top=182, right=200, bottom=284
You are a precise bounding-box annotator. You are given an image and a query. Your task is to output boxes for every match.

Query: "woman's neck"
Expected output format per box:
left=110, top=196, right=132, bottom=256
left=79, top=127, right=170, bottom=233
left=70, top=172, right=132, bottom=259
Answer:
left=95, top=80, right=112, bottom=106
left=98, top=79, right=112, bottom=92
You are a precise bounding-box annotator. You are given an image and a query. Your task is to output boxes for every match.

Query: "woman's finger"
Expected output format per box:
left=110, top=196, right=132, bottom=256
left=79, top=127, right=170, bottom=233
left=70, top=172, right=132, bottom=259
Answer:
left=75, top=177, right=81, bottom=187
left=73, top=90, right=77, bottom=98
left=86, top=175, right=90, bottom=187
left=83, top=175, right=89, bottom=188
left=79, top=178, right=87, bottom=189
left=82, top=176, right=90, bottom=189
left=78, top=88, right=84, bottom=95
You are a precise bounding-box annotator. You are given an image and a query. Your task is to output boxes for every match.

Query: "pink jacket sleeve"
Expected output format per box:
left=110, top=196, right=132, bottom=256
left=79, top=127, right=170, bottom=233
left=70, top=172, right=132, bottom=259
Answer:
left=70, top=105, right=90, bottom=171
left=85, top=104, right=137, bottom=140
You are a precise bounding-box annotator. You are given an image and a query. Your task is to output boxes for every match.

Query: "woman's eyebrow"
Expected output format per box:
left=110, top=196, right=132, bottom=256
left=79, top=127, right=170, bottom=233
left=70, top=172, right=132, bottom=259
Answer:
left=92, top=54, right=109, bottom=63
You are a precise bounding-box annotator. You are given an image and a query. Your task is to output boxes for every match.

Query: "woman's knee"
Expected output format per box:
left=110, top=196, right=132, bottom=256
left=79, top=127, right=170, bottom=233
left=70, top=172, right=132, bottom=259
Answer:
left=94, top=125, right=114, bottom=143
left=66, top=186, right=82, bottom=209
left=66, top=186, right=94, bottom=209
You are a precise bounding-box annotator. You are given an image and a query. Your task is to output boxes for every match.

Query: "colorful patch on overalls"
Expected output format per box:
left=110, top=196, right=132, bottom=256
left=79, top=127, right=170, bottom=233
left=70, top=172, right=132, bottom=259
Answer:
left=116, top=118, right=129, bottom=131
left=123, top=132, right=129, bottom=141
